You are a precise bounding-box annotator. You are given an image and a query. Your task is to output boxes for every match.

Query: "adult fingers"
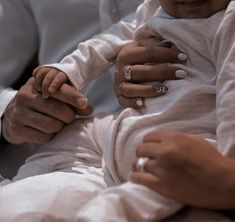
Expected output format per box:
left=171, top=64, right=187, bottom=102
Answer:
left=137, top=37, right=173, bottom=49
left=143, top=130, right=182, bottom=143
left=133, top=157, right=161, bottom=177
left=31, top=96, right=76, bottom=124
left=14, top=86, right=76, bottom=124
left=117, top=43, right=186, bottom=66
left=136, top=142, right=162, bottom=159
left=117, top=95, right=145, bottom=109
left=130, top=171, right=160, bottom=192
left=74, top=104, right=93, bottom=116
left=122, top=64, right=187, bottom=83
left=13, top=109, right=64, bottom=134
left=50, top=83, right=89, bottom=111
left=118, top=82, right=168, bottom=98
left=3, top=124, right=54, bottom=144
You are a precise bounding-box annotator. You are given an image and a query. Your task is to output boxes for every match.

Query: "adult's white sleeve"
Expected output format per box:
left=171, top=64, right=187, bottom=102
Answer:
left=213, top=2, right=235, bottom=158
left=0, top=87, right=17, bottom=136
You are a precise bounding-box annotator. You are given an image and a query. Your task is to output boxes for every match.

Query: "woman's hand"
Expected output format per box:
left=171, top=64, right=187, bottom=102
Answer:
left=131, top=130, right=235, bottom=209
left=115, top=38, right=188, bottom=108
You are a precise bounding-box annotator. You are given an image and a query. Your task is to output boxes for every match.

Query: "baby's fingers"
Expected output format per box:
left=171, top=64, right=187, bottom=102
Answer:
left=41, top=68, right=60, bottom=98
left=33, top=67, right=50, bottom=92
left=48, top=71, right=68, bottom=93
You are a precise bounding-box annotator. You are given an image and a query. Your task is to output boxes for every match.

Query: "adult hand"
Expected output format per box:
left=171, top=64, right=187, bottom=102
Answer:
left=2, top=77, right=92, bottom=144
left=131, top=130, right=235, bottom=209
left=115, top=38, right=188, bottom=109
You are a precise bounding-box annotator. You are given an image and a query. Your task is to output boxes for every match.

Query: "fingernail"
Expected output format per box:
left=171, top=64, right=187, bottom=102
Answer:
left=175, top=70, right=188, bottom=78
left=49, top=86, right=56, bottom=93
left=77, top=97, right=88, bottom=109
left=136, top=99, right=144, bottom=107
left=178, top=53, right=187, bottom=61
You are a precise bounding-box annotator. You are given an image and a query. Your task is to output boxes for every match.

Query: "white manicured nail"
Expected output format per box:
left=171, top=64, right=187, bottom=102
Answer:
left=136, top=99, right=143, bottom=107
left=175, top=70, right=188, bottom=78
left=178, top=53, right=187, bottom=61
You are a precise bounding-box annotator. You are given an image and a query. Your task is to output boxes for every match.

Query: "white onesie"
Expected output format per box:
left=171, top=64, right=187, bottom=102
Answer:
left=1, top=0, right=235, bottom=221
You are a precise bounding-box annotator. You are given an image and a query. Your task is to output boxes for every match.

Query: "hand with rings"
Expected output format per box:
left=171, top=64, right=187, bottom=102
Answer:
left=130, top=130, right=235, bottom=209
left=115, top=38, right=188, bottom=109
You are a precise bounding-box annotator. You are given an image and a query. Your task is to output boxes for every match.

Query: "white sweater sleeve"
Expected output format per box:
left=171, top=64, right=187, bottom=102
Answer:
left=213, top=2, right=235, bottom=157
left=0, top=88, right=17, bottom=136
left=49, top=14, right=137, bottom=89
left=48, top=0, right=160, bottom=90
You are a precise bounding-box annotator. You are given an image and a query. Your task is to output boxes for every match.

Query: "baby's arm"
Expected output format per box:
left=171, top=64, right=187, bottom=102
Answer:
left=33, top=66, right=68, bottom=98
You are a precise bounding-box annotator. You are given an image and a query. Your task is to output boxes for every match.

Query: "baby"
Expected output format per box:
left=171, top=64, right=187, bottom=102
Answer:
left=17, top=0, right=235, bottom=221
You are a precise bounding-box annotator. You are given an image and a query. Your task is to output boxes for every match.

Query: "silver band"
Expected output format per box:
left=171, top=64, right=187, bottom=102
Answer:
left=136, top=157, right=149, bottom=172
left=124, top=65, right=132, bottom=81
left=156, top=84, right=168, bottom=94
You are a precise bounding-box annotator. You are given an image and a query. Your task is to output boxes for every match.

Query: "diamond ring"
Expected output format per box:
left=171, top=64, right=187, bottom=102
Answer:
left=136, top=157, right=149, bottom=172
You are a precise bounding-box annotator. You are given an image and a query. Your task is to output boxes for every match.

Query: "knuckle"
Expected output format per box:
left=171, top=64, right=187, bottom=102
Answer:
left=116, top=49, right=128, bottom=64
left=56, top=107, right=75, bottom=123
left=16, top=89, right=32, bottom=105
left=118, top=96, right=128, bottom=108
left=118, top=82, right=125, bottom=95
left=136, top=144, right=144, bottom=156
left=145, top=47, right=155, bottom=61
left=122, top=86, right=132, bottom=97
left=31, top=130, right=54, bottom=144
left=47, top=122, right=64, bottom=134
left=170, top=50, right=179, bottom=62
left=65, top=113, right=76, bottom=123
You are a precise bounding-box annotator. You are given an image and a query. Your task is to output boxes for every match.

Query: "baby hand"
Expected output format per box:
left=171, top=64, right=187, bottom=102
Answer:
left=33, top=66, right=68, bottom=98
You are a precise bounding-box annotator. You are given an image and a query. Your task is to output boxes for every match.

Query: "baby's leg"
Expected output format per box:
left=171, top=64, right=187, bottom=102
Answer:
left=0, top=117, right=108, bottom=221
left=13, top=117, right=102, bottom=181
left=0, top=170, right=106, bottom=222
left=75, top=181, right=182, bottom=222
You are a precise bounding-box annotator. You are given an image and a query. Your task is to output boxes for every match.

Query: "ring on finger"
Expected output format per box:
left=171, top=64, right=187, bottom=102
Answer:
left=155, top=83, right=168, bottom=95
left=124, top=65, right=132, bottom=81
left=136, top=157, right=149, bottom=172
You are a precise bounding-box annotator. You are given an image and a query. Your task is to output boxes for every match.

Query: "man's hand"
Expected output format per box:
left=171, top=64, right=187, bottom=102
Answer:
left=115, top=38, right=188, bottom=108
left=2, top=77, right=91, bottom=144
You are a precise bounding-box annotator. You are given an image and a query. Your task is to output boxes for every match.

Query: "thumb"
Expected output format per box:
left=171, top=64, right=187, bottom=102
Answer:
left=50, top=83, right=89, bottom=110
left=74, top=104, right=93, bottom=116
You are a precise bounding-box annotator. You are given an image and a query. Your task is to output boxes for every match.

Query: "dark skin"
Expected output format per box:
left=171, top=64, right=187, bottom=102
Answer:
left=2, top=40, right=184, bottom=144
left=114, top=38, right=187, bottom=108
left=2, top=77, right=91, bottom=144
left=131, top=131, right=235, bottom=209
